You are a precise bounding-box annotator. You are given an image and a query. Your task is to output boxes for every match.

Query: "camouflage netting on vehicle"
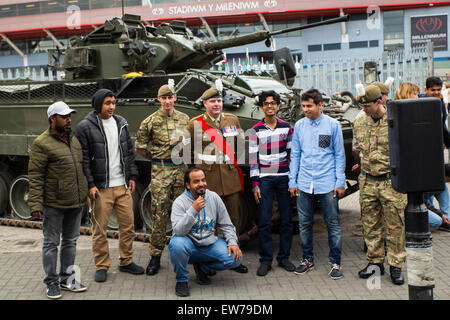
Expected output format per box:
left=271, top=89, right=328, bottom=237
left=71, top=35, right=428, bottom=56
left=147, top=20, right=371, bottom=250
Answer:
left=0, top=81, right=100, bottom=104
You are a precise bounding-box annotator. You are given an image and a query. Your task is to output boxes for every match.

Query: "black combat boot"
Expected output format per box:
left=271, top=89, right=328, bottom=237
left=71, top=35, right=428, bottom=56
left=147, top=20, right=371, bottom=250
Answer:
left=146, top=256, right=161, bottom=276
left=390, top=266, right=405, bottom=285
left=358, top=263, right=385, bottom=279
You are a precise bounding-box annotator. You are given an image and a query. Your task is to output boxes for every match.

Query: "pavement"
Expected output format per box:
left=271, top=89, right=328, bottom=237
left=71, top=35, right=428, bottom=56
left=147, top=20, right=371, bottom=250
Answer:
left=0, top=190, right=449, bottom=301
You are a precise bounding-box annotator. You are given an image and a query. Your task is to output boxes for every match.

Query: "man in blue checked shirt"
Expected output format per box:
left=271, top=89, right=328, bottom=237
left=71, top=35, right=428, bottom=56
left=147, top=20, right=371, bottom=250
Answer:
left=288, top=88, right=346, bottom=280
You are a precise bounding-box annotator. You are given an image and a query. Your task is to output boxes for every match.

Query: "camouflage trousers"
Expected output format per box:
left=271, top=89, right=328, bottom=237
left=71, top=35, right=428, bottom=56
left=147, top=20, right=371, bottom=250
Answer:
left=148, top=164, right=186, bottom=256
left=359, top=175, right=407, bottom=268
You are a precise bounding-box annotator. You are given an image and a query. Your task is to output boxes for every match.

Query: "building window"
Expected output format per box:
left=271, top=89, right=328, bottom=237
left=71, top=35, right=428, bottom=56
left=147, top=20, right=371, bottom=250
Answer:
left=308, top=44, right=322, bottom=52
left=307, top=17, right=322, bottom=24
left=349, top=13, right=368, bottom=21
left=369, top=40, right=379, bottom=47
left=67, top=0, right=90, bottom=11
left=349, top=41, right=368, bottom=49
left=18, top=2, right=40, bottom=16
left=0, top=5, right=17, bottom=18
left=42, top=1, right=65, bottom=14
left=383, top=10, right=404, bottom=51
left=323, top=43, right=341, bottom=50
left=323, top=15, right=339, bottom=21
left=286, top=21, right=302, bottom=37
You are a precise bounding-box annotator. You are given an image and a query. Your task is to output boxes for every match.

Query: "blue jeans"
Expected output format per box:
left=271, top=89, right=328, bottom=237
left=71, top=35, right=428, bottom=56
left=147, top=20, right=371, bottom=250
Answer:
left=297, top=190, right=342, bottom=265
left=429, top=210, right=443, bottom=228
left=168, top=236, right=242, bottom=282
left=257, top=176, right=293, bottom=265
left=42, top=206, right=83, bottom=285
left=428, top=183, right=450, bottom=217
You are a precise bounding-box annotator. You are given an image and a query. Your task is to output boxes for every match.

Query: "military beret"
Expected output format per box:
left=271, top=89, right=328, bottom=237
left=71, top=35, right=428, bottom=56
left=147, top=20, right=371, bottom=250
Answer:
left=356, top=85, right=382, bottom=104
left=201, top=87, right=222, bottom=101
left=157, top=84, right=174, bottom=97
left=371, top=81, right=390, bottom=95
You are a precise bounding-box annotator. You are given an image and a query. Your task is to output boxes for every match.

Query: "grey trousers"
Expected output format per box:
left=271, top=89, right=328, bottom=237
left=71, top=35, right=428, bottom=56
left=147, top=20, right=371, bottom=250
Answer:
left=42, top=206, right=83, bottom=285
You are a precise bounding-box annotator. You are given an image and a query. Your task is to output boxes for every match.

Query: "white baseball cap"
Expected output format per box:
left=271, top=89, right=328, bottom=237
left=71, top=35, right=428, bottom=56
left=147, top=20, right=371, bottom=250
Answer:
left=47, top=101, right=76, bottom=118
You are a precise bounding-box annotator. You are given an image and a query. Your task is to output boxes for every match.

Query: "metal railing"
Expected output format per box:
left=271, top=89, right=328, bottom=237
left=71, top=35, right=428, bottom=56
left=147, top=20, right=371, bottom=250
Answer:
left=223, top=45, right=432, bottom=97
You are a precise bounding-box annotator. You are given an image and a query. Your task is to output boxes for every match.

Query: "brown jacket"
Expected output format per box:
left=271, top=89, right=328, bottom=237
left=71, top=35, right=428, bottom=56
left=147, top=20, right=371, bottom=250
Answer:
left=186, top=112, right=244, bottom=196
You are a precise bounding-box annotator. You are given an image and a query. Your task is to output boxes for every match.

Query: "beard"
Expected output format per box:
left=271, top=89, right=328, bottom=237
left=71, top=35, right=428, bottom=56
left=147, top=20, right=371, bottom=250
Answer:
left=55, top=123, right=71, bottom=135
left=191, top=186, right=206, bottom=198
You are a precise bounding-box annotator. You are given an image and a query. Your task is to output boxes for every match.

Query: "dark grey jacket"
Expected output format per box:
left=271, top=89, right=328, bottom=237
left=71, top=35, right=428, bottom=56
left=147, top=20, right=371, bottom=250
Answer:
left=75, top=110, right=138, bottom=189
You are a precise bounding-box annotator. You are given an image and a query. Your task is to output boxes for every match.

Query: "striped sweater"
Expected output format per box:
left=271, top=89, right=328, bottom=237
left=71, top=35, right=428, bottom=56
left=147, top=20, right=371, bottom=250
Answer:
left=249, top=118, right=293, bottom=189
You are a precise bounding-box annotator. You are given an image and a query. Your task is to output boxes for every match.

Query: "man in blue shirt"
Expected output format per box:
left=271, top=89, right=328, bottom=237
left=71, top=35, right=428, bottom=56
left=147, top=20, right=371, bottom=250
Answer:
left=419, top=76, right=450, bottom=222
left=288, top=89, right=346, bottom=280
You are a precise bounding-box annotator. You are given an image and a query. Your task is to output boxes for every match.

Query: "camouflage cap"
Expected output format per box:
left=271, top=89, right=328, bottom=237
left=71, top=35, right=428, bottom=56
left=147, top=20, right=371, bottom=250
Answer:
left=157, top=84, right=175, bottom=97
left=371, top=81, right=390, bottom=95
left=357, top=85, right=382, bottom=104
left=201, top=87, right=222, bottom=101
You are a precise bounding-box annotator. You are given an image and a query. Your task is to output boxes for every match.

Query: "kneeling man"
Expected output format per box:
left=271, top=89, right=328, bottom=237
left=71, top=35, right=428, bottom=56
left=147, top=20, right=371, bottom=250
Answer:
left=169, top=167, right=243, bottom=297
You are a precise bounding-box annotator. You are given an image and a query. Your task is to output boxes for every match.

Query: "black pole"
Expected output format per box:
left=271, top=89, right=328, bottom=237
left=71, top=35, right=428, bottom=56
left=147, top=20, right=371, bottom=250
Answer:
left=404, top=192, right=434, bottom=300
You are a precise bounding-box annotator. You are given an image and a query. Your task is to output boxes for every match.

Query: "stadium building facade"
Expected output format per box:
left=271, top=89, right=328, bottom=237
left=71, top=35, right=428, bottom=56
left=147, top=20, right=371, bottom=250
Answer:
left=0, top=0, right=449, bottom=77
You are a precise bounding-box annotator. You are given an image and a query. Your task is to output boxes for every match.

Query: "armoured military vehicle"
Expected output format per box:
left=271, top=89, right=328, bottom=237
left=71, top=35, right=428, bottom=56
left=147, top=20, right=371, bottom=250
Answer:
left=0, top=13, right=359, bottom=236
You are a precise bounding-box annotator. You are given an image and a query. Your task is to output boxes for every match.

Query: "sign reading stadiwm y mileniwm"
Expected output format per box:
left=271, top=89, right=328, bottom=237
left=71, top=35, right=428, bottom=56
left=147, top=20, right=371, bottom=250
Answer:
left=411, top=14, right=448, bottom=51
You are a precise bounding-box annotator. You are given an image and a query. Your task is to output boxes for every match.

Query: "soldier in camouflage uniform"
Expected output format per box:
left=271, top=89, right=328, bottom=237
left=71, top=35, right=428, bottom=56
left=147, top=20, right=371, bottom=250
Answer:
left=353, top=81, right=392, bottom=254
left=352, top=84, right=407, bottom=285
left=135, top=82, right=190, bottom=276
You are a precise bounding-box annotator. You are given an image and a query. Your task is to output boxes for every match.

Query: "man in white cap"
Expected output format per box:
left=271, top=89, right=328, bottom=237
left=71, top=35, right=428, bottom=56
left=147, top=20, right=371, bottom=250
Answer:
left=28, top=101, right=89, bottom=299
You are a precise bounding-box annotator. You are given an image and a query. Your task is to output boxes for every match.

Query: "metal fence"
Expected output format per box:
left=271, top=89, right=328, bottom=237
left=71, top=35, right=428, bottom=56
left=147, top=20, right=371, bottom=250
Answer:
left=225, top=44, right=433, bottom=98
left=0, top=66, right=61, bottom=82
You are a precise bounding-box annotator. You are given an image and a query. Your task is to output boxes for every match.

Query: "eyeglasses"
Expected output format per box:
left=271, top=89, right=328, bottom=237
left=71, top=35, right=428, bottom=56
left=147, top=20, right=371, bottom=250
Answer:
left=263, top=101, right=277, bottom=106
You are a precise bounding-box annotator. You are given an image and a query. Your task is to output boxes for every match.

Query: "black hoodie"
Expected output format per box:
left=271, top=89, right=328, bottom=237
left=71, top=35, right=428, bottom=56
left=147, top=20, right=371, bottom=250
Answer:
left=92, top=88, right=113, bottom=113
left=74, top=89, right=138, bottom=189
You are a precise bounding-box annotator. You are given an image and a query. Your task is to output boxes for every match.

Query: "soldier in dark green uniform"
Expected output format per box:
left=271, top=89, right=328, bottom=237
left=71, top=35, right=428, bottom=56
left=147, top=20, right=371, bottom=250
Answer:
left=135, top=81, right=190, bottom=276
left=352, top=84, right=407, bottom=285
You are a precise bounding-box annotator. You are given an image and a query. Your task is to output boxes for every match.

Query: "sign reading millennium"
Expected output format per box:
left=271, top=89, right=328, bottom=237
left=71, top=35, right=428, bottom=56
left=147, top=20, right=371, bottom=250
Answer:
left=411, top=14, right=448, bottom=51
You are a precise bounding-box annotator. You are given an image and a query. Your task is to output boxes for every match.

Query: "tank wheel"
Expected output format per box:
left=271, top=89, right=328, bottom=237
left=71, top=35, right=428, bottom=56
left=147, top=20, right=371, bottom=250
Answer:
left=0, top=170, right=13, bottom=216
left=237, top=193, right=249, bottom=236
left=9, top=175, right=31, bottom=220
left=237, top=190, right=259, bottom=245
left=0, top=175, right=8, bottom=216
left=139, top=187, right=173, bottom=235
left=133, top=182, right=145, bottom=231
left=106, top=183, right=145, bottom=230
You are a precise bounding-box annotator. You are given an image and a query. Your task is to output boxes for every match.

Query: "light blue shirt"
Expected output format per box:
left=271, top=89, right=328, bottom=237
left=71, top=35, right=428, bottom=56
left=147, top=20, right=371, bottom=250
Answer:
left=288, top=114, right=345, bottom=194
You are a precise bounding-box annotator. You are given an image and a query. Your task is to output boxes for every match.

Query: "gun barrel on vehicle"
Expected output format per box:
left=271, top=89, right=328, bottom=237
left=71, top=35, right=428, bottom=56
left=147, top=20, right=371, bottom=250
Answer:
left=194, top=15, right=349, bottom=52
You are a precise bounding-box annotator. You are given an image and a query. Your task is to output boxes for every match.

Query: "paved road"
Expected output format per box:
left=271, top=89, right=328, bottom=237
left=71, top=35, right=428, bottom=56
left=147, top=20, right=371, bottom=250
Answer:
left=0, top=191, right=449, bottom=301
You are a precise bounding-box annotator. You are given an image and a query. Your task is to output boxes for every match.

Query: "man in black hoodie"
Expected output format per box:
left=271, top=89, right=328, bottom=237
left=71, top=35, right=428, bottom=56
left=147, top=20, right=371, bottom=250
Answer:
left=75, top=89, right=144, bottom=282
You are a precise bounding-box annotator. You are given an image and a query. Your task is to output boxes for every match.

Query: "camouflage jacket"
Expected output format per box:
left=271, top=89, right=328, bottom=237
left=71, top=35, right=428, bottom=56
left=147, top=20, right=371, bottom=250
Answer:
left=352, top=110, right=391, bottom=176
left=135, top=108, right=190, bottom=160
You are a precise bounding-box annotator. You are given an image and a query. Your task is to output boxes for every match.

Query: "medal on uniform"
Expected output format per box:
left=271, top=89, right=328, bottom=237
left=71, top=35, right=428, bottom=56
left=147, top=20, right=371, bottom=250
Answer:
left=222, top=126, right=238, bottom=137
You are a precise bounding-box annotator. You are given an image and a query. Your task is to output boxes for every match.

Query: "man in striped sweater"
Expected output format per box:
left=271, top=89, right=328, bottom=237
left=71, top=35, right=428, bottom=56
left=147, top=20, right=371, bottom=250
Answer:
left=249, top=90, right=295, bottom=276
